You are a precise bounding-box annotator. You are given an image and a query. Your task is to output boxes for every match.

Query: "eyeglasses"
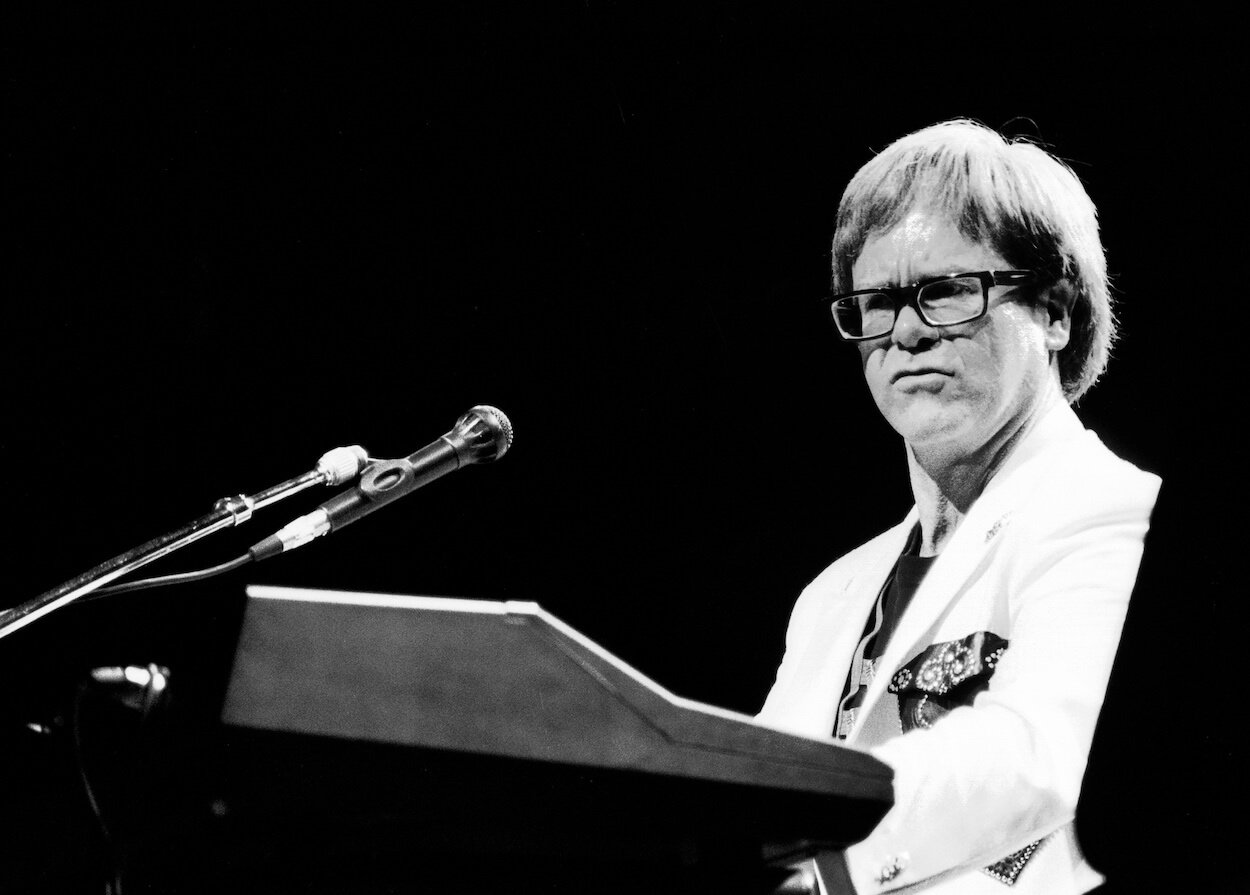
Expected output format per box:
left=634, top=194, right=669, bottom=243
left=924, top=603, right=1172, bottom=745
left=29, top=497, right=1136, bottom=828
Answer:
left=824, top=270, right=1036, bottom=341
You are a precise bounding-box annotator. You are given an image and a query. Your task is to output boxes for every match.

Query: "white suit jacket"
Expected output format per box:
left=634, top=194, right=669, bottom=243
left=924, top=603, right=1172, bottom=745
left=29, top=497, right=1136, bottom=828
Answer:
left=758, top=403, right=1160, bottom=894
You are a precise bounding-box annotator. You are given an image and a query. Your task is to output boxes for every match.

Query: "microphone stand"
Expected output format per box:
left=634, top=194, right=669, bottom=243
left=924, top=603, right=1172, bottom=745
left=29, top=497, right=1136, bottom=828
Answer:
left=0, top=449, right=368, bottom=641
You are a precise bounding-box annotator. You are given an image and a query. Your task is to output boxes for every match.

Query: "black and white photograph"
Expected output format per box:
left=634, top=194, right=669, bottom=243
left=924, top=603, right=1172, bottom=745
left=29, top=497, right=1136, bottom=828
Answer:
left=3, top=8, right=1231, bottom=893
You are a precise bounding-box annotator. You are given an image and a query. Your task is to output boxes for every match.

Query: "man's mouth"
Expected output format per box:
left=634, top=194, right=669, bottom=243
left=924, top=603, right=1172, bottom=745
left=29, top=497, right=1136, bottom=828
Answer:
left=890, top=367, right=952, bottom=384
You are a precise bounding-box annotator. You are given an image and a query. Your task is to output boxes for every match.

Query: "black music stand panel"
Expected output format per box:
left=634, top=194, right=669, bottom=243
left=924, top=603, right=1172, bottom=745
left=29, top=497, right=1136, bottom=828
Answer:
left=215, top=586, right=892, bottom=892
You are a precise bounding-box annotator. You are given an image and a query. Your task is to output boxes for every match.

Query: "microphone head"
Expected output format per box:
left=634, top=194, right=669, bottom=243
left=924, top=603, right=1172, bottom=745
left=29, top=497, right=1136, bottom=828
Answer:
left=451, top=405, right=514, bottom=464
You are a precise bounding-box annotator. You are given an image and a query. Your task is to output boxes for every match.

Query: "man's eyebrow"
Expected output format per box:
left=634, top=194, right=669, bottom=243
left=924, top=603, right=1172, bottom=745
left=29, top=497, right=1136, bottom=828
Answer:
left=858, top=270, right=972, bottom=290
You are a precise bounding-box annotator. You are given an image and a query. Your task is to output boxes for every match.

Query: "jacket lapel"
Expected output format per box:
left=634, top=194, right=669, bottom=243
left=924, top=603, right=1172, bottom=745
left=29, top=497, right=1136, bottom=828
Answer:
left=847, top=500, right=1010, bottom=745
left=846, top=403, right=1089, bottom=746
left=830, top=514, right=916, bottom=676
left=774, top=514, right=916, bottom=738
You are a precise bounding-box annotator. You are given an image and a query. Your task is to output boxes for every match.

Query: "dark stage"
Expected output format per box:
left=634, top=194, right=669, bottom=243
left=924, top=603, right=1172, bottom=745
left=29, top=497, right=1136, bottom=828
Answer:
left=3, top=8, right=1232, bottom=893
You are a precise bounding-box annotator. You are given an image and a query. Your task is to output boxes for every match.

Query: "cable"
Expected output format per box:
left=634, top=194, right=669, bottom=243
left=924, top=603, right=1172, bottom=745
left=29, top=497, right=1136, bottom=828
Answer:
left=72, top=679, right=122, bottom=895
left=78, top=554, right=254, bottom=601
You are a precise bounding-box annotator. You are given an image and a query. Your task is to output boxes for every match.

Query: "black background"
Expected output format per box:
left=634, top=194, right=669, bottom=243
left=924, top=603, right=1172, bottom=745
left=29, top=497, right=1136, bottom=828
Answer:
left=3, top=7, right=1235, bottom=893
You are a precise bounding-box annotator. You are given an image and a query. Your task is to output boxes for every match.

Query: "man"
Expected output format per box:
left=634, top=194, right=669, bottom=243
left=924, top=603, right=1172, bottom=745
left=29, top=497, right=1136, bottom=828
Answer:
left=758, top=120, right=1160, bottom=894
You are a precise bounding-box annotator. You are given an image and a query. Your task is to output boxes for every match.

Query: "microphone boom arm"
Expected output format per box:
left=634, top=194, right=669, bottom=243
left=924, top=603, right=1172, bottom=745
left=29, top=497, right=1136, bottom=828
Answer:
left=0, top=446, right=369, bottom=641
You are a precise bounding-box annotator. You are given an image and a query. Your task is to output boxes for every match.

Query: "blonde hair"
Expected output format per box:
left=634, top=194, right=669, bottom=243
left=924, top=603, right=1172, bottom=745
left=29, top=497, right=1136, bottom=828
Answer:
left=832, top=119, right=1113, bottom=402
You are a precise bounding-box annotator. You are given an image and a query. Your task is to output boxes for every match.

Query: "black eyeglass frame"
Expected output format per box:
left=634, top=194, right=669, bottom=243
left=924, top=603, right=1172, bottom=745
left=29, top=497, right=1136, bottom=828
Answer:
left=824, top=270, right=1037, bottom=341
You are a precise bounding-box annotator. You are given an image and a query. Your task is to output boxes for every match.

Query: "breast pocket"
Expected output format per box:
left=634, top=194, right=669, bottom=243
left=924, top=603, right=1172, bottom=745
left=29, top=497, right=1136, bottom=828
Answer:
left=887, top=630, right=1009, bottom=732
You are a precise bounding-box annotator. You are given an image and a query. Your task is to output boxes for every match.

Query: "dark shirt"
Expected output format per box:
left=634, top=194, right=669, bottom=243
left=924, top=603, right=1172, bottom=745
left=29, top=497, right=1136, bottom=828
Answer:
left=873, top=550, right=937, bottom=661
left=836, top=527, right=936, bottom=738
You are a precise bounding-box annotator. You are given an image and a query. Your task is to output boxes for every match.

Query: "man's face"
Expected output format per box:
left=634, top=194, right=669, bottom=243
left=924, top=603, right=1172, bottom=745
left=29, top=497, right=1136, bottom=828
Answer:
left=851, top=211, right=1069, bottom=457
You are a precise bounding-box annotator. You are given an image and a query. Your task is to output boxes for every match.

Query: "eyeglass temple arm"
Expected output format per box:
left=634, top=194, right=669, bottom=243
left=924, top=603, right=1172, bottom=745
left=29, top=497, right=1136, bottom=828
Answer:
left=989, top=270, right=1036, bottom=285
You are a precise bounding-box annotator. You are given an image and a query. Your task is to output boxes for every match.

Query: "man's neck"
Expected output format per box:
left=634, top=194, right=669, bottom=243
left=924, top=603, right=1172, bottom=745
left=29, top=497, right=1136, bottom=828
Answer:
left=906, top=385, right=1064, bottom=557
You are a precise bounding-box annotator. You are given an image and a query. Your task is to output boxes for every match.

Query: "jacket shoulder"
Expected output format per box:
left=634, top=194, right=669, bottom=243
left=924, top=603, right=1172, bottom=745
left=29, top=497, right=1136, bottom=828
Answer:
left=1025, top=429, right=1162, bottom=525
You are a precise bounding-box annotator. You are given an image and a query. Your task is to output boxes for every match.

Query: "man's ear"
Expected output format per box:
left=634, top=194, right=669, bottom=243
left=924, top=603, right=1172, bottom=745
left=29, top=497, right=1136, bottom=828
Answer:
left=1043, top=279, right=1076, bottom=352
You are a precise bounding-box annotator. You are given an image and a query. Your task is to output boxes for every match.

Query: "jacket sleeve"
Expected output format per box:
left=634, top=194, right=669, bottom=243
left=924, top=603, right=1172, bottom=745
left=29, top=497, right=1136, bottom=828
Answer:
left=842, top=463, right=1161, bottom=893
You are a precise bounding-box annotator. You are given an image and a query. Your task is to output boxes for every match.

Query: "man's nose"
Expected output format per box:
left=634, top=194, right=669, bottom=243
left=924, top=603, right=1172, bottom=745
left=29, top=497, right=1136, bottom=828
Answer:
left=891, top=303, right=939, bottom=348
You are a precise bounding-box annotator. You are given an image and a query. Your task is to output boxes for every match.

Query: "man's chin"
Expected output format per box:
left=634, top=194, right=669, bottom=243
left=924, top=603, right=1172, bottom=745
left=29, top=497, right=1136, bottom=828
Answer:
left=888, top=410, right=971, bottom=452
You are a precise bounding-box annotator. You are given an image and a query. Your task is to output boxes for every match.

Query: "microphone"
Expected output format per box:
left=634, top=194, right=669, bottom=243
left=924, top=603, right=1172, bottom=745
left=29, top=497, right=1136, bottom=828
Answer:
left=249, top=405, right=513, bottom=561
